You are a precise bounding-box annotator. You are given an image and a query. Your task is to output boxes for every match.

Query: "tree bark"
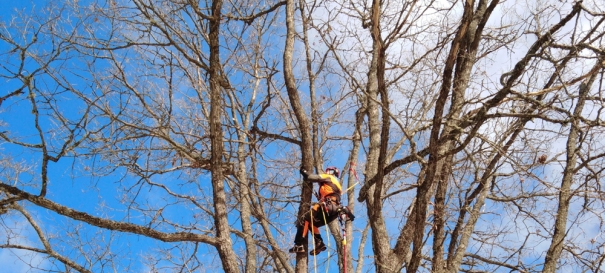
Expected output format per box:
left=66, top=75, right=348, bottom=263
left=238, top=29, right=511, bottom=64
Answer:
left=283, top=0, right=314, bottom=271
left=208, top=0, right=240, bottom=272
left=542, top=67, right=599, bottom=273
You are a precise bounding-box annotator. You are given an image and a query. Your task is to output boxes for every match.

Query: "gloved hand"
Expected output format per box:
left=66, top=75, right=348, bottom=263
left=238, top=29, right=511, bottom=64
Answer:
left=299, top=167, right=309, bottom=179
left=338, top=206, right=355, bottom=221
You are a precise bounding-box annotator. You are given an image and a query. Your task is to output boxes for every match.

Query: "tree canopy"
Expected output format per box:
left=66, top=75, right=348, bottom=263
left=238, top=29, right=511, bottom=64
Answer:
left=1, top=0, right=605, bottom=272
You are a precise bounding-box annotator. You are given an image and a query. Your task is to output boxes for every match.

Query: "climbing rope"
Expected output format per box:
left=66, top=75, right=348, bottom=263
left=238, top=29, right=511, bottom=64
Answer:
left=346, top=162, right=361, bottom=194
left=305, top=163, right=361, bottom=273
left=310, top=207, right=318, bottom=273
left=320, top=203, right=330, bottom=273
left=313, top=162, right=360, bottom=273
left=339, top=161, right=360, bottom=273
left=310, top=191, right=332, bottom=273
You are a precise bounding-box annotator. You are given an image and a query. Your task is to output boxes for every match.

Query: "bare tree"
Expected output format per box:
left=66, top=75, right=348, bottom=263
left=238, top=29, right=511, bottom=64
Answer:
left=1, top=0, right=605, bottom=273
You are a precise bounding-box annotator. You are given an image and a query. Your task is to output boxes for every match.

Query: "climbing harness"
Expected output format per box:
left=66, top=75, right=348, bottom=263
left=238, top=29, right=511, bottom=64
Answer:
left=295, top=164, right=359, bottom=273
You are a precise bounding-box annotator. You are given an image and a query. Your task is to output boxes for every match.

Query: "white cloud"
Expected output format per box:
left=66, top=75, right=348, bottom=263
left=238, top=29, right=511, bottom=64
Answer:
left=0, top=213, right=49, bottom=272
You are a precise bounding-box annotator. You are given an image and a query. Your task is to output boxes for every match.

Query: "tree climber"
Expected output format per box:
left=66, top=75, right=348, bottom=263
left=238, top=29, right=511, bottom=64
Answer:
left=289, top=166, right=355, bottom=255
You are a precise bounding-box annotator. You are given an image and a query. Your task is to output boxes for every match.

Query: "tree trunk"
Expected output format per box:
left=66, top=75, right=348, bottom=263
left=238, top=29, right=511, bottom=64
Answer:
left=208, top=0, right=240, bottom=272
left=283, top=0, right=314, bottom=271
left=542, top=68, right=598, bottom=273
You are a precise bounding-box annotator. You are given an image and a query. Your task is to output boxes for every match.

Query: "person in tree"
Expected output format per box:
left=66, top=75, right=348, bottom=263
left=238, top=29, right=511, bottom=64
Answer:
left=289, top=166, right=355, bottom=255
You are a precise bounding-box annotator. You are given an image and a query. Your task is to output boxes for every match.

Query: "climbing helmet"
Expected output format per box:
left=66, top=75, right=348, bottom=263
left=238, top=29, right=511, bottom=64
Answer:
left=325, top=167, right=340, bottom=178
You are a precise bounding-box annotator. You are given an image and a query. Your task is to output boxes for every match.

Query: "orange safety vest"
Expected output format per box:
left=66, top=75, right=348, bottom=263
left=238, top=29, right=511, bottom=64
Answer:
left=318, top=174, right=342, bottom=199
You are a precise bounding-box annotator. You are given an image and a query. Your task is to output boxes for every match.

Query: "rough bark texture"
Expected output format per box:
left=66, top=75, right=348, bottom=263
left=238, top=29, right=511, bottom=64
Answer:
left=542, top=69, right=598, bottom=273
left=2, top=0, right=604, bottom=272
left=208, top=1, right=240, bottom=272
left=283, top=0, right=314, bottom=271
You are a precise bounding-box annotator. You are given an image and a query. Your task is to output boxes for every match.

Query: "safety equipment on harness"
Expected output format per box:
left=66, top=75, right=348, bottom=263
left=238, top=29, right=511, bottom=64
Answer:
left=337, top=206, right=355, bottom=221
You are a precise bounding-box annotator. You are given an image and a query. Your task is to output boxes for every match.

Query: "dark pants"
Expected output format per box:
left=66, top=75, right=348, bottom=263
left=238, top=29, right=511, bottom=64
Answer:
left=294, top=201, right=340, bottom=245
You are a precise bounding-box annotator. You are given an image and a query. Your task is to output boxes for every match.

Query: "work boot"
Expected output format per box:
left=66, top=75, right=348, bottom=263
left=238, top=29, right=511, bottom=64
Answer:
left=288, top=244, right=305, bottom=253
left=309, top=240, right=326, bottom=255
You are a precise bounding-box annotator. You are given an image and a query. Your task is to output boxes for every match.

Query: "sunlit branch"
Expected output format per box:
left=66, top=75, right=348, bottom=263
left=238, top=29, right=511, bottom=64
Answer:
left=0, top=183, right=218, bottom=245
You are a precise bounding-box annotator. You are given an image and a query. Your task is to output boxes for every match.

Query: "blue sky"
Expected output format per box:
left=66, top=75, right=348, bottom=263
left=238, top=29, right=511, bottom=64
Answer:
left=2, top=0, right=605, bottom=272
left=0, top=2, right=174, bottom=271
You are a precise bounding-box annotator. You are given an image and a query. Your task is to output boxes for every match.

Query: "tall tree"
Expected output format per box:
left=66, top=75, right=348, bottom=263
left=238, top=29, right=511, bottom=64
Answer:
left=1, top=0, right=605, bottom=272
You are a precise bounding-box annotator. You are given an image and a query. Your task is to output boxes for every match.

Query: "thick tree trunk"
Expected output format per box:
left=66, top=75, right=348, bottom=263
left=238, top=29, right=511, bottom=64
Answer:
left=283, top=0, right=314, bottom=271
left=364, top=0, right=397, bottom=272
left=208, top=0, right=240, bottom=272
